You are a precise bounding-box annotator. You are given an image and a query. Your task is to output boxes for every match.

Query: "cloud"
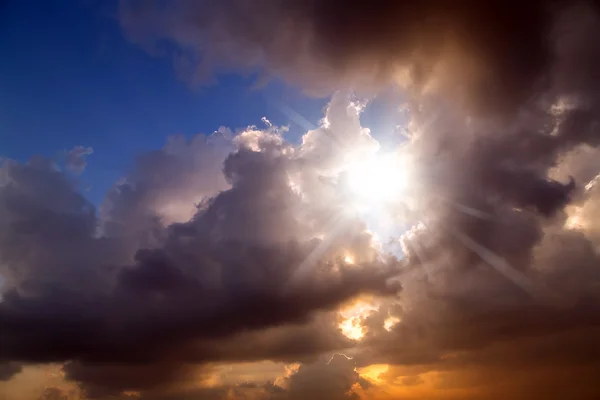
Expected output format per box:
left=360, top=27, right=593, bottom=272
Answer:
left=119, top=1, right=600, bottom=115
left=99, top=130, right=233, bottom=243
left=274, top=354, right=367, bottom=400
left=128, top=355, right=372, bottom=400
left=400, top=375, right=423, bottom=387
left=4, top=83, right=600, bottom=398
left=0, top=362, right=21, bottom=381
left=1, top=88, right=600, bottom=399
left=7, top=2, right=600, bottom=394
left=0, top=156, right=110, bottom=295
left=62, top=362, right=201, bottom=398
left=125, top=2, right=600, bottom=396
left=0, top=94, right=401, bottom=398
left=40, top=387, right=69, bottom=400
left=341, top=39, right=600, bottom=392
left=64, top=146, right=94, bottom=175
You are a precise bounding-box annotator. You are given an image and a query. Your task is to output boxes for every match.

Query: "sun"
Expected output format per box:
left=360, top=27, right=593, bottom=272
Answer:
left=345, top=152, right=409, bottom=206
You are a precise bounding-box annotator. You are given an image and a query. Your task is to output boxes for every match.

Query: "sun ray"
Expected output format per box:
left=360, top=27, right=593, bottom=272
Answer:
left=285, top=213, right=349, bottom=289
left=402, top=232, right=433, bottom=280
left=437, top=195, right=492, bottom=220
left=448, top=227, right=561, bottom=306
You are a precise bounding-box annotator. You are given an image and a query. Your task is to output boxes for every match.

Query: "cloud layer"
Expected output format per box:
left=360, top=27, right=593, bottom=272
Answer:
left=119, top=1, right=597, bottom=112
left=0, top=95, right=400, bottom=398
left=2, top=1, right=600, bottom=399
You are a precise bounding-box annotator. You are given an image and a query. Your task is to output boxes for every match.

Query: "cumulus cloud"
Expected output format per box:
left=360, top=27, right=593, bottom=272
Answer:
left=101, top=130, right=233, bottom=231
left=0, top=94, right=401, bottom=399
left=273, top=354, right=368, bottom=400
left=3, top=88, right=600, bottom=399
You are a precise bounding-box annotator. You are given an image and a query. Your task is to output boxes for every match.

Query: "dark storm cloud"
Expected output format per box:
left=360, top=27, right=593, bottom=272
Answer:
left=119, top=0, right=597, bottom=114
left=62, top=362, right=200, bottom=398
left=0, top=157, right=121, bottom=294
left=0, top=362, right=21, bottom=381
left=275, top=354, right=366, bottom=400
left=129, top=355, right=370, bottom=400
left=0, top=112, right=398, bottom=397
left=170, top=313, right=354, bottom=365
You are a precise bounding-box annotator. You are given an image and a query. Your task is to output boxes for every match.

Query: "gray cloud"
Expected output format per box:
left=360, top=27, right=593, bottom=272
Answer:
left=99, top=130, right=233, bottom=245
left=0, top=96, right=400, bottom=398
left=64, top=146, right=94, bottom=175
left=0, top=362, right=21, bottom=381
left=118, top=1, right=600, bottom=115
left=276, top=354, right=366, bottom=400
left=133, top=355, right=370, bottom=400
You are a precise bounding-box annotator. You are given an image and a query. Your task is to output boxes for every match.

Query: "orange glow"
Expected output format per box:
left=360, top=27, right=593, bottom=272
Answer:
left=565, top=205, right=584, bottom=230
left=338, top=299, right=379, bottom=340
left=384, top=316, right=401, bottom=331
left=358, top=364, right=389, bottom=383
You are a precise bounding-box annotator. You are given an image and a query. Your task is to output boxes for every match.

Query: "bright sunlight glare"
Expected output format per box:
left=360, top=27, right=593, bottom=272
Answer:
left=339, top=300, right=379, bottom=341
left=346, top=153, right=408, bottom=206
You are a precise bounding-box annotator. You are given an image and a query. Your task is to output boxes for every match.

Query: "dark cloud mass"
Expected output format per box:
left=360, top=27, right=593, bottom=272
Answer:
left=0, top=101, right=398, bottom=397
left=0, top=144, right=394, bottom=364
left=120, top=0, right=595, bottom=113
left=0, top=362, right=21, bottom=381
left=2, top=1, right=600, bottom=399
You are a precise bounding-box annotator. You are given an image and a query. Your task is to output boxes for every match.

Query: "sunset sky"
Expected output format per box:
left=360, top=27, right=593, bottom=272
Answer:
left=1, top=1, right=600, bottom=399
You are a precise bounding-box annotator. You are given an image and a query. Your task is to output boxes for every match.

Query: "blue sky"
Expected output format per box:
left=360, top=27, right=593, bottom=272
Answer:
left=0, top=0, right=400, bottom=206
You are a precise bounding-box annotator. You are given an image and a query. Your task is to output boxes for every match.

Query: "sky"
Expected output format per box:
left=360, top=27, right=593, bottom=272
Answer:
left=1, top=1, right=600, bottom=400
left=0, top=0, right=337, bottom=205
